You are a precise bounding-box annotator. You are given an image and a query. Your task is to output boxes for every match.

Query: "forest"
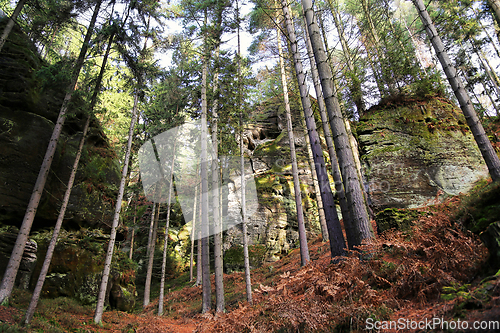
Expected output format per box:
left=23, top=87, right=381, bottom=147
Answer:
left=0, top=0, right=499, bottom=331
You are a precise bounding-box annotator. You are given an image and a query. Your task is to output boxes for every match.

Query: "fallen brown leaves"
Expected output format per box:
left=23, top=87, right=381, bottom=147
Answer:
left=195, top=198, right=488, bottom=333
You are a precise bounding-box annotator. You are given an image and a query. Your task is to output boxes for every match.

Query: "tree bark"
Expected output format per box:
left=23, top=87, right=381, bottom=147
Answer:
left=144, top=202, right=158, bottom=308
left=276, top=25, right=310, bottom=266
left=94, top=91, right=139, bottom=324
left=301, top=115, right=328, bottom=241
left=281, top=0, right=346, bottom=257
left=302, top=0, right=374, bottom=249
left=0, top=0, right=102, bottom=306
left=190, top=184, right=199, bottom=282
left=412, top=0, right=500, bottom=182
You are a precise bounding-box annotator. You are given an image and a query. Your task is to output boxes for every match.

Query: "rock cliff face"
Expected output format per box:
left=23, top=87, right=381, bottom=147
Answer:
left=223, top=96, right=324, bottom=262
left=0, top=22, right=128, bottom=309
left=356, top=95, right=489, bottom=212
left=0, top=23, right=120, bottom=232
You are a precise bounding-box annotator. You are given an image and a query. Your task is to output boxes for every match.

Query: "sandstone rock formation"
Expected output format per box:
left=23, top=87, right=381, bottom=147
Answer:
left=356, top=95, right=489, bottom=212
left=223, top=96, right=324, bottom=262
left=0, top=24, right=120, bottom=232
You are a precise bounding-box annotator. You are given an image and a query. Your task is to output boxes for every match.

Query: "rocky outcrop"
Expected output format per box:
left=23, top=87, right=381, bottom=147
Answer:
left=0, top=227, right=38, bottom=290
left=0, top=22, right=120, bottom=231
left=356, top=95, right=489, bottom=212
left=223, top=96, right=324, bottom=262
left=29, top=229, right=137, bottom=311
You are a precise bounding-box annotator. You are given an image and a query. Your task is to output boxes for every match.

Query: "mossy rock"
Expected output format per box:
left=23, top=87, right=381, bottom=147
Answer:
left=375, top=208, right=423, bottom=233
left=29, top=229, right=136, bottom=309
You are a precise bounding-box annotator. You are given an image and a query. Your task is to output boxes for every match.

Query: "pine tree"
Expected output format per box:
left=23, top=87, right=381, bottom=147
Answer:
left=302, top=0, right=374, bottom=249
left=411, top=0, right=500, bottom=182
left=281, top=0, right=347, bottom=257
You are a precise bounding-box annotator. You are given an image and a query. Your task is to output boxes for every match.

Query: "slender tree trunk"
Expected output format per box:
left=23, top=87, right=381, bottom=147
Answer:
left=158, top=137, right=178, bottom=315
left=276, top=25, right=310, bottom=266
left=236, top=0, right=252, bottom=304
left=412, top=0, right=500, bottom=182
left=0, top=0, right=102, bottom=306
left=211, top=45, right=225, bottom=313
left=129, top=227, right=135, bottom=260
left=281, top=0, right=347, bottom=257
left=474, top=46, right=500, bottom=116
left=301, top=117, right=328, bottom=241
left=144, top=203, right=159, bottom=308
left=190, top=184, right=199, bottom=282
left=201, top=20, right=211, bottom=311
left=196, top=230, right=202, bottom=286
left=23, top=28, right=114, bottom=323
left=24, top=117, right=91, bottom=324
left=302, top=0, right=374, bottom=249
left=94, top=91, right=139, bottom=324
left=303, top=19, right=353, bottom=244
left=0, top=0, right=27, bottom=52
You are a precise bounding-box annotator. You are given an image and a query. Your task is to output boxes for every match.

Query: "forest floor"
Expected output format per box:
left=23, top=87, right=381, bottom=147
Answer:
left=1, top=182, right=500, bottom=332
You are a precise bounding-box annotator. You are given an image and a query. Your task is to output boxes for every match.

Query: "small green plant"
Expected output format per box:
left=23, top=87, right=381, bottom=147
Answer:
left=441, top=282, right=471, bottom=301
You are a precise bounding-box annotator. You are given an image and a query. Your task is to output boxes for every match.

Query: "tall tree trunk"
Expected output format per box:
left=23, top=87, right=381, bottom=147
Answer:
left=302, top=0, right=374, bottom=249
left=201, top=20, right=211, bottom=311
left=23, top=28, right=114, bottom=324
left=281, top=0, right=346, bottom=257
left=0, top=0, right=102, bottom=306
left=0, top=0, right=27, bottom=52
left=302, top=18, right=353, bottom=244
left=190, top=184, right=199, bottom=282
left=301, top=116, right=328, bottom=241
left=236, top=0, right=252, bottom=303
left=24, top=118, right=92, bottom=325
left=144, top=202, right=158, bottom=308
left=276, top=25, right=310, bottom=266
left=129, top=225, right=135, bottom=260
left=196, top=230, right=202, bottom=286
left=94, top=91, right=139, bottom=324
left=158, top=137, right=178, bottom=315
left=412, top=0, right=500, bottom=182
left=211, top=45, right=225, bottom=313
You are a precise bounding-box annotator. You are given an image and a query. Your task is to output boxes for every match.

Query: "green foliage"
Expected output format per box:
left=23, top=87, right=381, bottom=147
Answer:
left=36, top=59, right=73, bottom=91
left=409, top=70, right=447, bottom=98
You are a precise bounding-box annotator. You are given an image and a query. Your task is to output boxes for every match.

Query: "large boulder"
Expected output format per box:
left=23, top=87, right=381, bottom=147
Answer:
left=356, top=94, right=489, bottom=212
left=30, top=229, right=137, bottom=310
left=0, top=21, right=120, bottom=231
